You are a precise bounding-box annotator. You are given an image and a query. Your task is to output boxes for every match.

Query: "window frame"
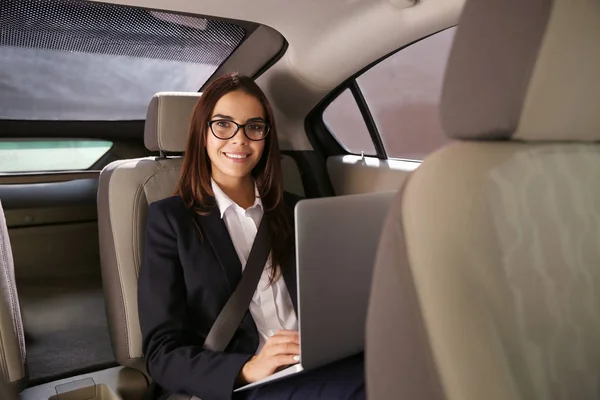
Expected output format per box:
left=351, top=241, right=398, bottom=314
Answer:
left=306, top=26, right=456, bottom=160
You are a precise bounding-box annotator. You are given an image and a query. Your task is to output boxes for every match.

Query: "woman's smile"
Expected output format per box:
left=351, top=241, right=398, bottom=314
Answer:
left=222, top=151, right=251, bottom=162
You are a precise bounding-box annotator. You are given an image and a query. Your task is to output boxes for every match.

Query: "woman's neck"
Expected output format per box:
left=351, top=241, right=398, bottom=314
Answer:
left=212, top=175, right=256, bottom=209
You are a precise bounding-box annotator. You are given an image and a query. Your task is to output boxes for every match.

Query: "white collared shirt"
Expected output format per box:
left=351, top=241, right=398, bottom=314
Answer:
left=211, top=180, right=298, bottom=353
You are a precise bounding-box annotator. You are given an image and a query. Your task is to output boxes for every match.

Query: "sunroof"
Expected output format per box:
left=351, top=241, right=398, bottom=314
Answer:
left=0, top=0, right=246, bottom=121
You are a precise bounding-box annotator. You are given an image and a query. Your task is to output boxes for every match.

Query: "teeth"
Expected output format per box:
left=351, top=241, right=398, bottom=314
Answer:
left=225, top=153, right=248, bottom=159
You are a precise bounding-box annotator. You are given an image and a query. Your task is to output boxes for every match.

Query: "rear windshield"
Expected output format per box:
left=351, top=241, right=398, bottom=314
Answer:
left=0, top=0, right=246, bottom=121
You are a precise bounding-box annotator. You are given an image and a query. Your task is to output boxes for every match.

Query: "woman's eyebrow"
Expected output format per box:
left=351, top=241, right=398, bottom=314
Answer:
left=211, top=113, right=233, bottom=120
left=212, top=114, right=266, bottom=123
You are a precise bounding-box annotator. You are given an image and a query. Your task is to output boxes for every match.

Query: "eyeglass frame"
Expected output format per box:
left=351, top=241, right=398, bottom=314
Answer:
left=207, top=119, right=270, bottom=141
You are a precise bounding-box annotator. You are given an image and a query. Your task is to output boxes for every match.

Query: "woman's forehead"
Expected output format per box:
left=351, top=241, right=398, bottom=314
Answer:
left=212, top=90, right=265, bottom=121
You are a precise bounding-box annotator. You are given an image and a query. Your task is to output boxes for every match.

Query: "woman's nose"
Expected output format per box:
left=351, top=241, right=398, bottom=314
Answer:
left=230, top=129, right=249, bottom=144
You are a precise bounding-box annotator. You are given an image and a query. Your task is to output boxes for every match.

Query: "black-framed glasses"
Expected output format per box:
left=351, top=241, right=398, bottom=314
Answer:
left=208, top=119, right=270, bottom=141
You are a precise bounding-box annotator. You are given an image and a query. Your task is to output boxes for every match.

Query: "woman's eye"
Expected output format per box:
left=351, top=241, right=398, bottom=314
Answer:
left=248, top=124, right=263, bottom=131
left=216, top=121, right=231, bottom=128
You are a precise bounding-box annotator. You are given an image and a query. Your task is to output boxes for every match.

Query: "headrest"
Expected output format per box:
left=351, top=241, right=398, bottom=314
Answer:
left=441, top=0, right=600, bottom=142
left=144, top=92, right=202, bottom=152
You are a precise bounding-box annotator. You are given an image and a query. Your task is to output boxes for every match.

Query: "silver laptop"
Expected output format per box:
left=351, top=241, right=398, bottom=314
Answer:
left=235, top=190, right=396, bottom=392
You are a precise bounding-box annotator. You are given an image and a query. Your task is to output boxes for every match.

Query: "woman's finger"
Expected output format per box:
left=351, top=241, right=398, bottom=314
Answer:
left=273, top=330, right=298, bottom=336
left=265, top=342, right=300, bottom=357
left=269, top=354, right=300, bottom=369
left=266, top=332, right=299, bottom=345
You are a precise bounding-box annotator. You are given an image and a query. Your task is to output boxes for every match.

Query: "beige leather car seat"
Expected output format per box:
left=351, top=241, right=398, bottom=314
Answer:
left=98, top=92, right=200, bottom=374
left=0, top=200, right=27, bottom=389
left=366, top=0, right=600, bottom=399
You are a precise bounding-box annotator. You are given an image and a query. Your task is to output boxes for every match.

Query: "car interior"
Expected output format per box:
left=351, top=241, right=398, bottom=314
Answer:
left=0, top=0, right=598, bottom=399
left=0, top=373, right=17, bottom=400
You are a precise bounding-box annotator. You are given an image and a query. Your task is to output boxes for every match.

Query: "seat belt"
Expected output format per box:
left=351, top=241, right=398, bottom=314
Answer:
left=203, top=215, right=272, bottom=352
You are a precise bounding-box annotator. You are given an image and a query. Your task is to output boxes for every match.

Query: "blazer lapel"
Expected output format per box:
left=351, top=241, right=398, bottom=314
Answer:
left=195, top=206, right=242, bottom=295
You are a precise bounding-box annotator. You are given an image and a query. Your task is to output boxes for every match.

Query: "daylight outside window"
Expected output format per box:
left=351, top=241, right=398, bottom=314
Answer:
left=0, top=140, right=113, bottom=173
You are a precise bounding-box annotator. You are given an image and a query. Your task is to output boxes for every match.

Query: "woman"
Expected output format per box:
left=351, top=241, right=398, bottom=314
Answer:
left=138, top=73, right=364, bottom=400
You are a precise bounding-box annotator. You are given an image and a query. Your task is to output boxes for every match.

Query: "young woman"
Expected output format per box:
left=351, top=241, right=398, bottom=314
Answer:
left=138, top=73, right=364, bottom=400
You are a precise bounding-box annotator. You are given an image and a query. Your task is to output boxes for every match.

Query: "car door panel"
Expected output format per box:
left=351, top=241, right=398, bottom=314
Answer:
left=326, top=155, right=420, bottom=195
left=0, top=174, right=99, bottom=280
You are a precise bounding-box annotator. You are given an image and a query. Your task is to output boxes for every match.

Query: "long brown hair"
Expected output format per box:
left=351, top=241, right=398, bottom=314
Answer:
left=175, top=73, right=292, bottom=281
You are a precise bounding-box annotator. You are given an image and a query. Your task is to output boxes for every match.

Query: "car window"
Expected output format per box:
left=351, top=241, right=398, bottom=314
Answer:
left=0, top=0, right=245, bottom=121
left=321, top=27, right=456, bottom=160
left=0, top=140, right=113, bottom=173
left=322, top=89, right=376, bottom=156
left=357, top=28, right=456, bottom=160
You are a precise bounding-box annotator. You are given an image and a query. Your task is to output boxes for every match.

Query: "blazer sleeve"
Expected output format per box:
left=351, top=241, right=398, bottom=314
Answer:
left=138, top=201, right=253, bottom=400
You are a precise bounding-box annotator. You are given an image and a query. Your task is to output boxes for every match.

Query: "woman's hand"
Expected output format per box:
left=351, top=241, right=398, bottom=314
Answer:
left=239, top=330, right=300, bottom=384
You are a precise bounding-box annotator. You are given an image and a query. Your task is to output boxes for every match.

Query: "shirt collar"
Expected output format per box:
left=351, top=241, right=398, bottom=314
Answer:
left=211, top=179, right=262, bottom=219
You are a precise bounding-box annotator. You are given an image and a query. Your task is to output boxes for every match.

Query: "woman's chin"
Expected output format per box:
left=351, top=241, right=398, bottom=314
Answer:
left=215, top=165, right=255, bottom=180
